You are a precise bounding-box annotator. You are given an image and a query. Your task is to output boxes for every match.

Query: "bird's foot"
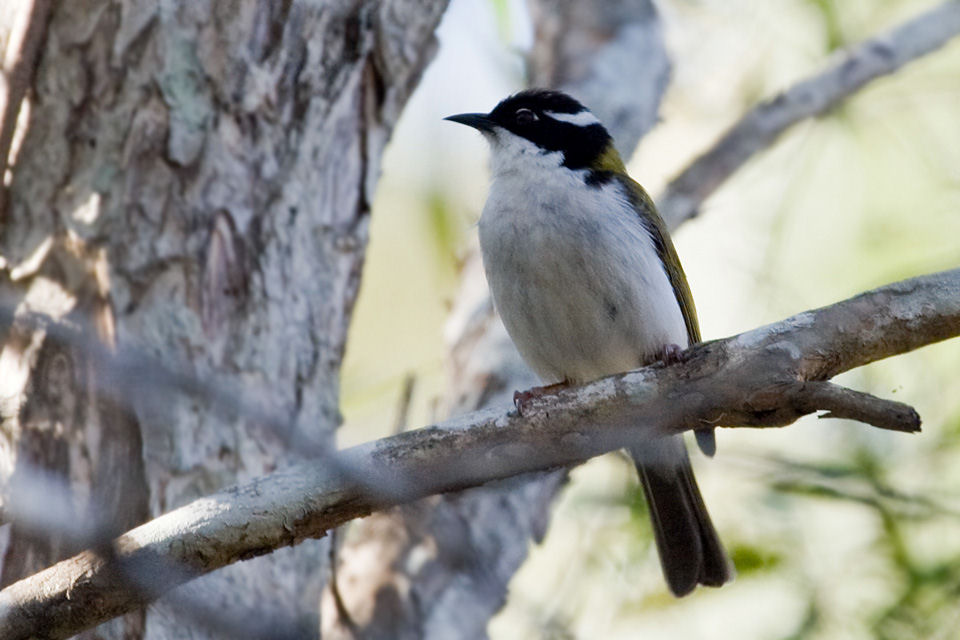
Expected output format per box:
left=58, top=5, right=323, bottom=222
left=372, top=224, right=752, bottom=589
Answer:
left=659, top=343, right=687, bottom=365
left=513, top=381, right=569, bottom=416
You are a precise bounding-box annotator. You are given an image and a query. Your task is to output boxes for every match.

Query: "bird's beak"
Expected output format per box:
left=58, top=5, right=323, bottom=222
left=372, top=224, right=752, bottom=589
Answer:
left=443, top=112, right=495, bottom=133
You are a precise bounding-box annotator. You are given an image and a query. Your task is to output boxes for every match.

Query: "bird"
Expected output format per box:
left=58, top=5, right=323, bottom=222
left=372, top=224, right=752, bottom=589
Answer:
left=444, top=89, right=732, bottom=597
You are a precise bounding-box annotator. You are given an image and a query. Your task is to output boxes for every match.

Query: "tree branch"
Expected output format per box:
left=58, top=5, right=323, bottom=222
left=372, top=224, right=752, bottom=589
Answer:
left=0, top=0, right=51, bottom=218
left=657, top=0, right=960, bottom=229
left=794, top=381, right=920, bottom=432
left=1, top=267, right=958, bottom=639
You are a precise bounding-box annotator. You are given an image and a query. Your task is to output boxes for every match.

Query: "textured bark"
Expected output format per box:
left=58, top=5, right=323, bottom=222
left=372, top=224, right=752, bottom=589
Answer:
left=0, top=1, right=447, bottom=638
left=2, top=266, right=957, bottom=640
left=0, top=0, right=52, bottom=217
left=321, top=2, right=671, bottom=638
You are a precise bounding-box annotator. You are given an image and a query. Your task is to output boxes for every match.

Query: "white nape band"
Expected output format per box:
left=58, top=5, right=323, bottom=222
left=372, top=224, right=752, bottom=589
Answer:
left=544, top=110, right=601, bottom=127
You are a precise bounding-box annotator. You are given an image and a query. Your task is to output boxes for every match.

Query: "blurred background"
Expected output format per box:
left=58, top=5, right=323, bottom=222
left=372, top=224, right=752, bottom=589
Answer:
left=340, top=0, right=960, bottom=638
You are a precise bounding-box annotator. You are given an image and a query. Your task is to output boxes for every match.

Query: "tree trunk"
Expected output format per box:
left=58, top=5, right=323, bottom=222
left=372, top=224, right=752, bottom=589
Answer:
left=321, top=2, right=670, bottom=638
left=0, top=1, right=447, bottom=638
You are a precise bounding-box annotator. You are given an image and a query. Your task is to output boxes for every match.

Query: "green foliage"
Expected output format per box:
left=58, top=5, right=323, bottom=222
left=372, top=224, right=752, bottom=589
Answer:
left=762, top=419, right=960, bottom=640
left=424, top=190, right=467, bottom=283
left=803, top=0, right=847, bottom=51
left=729, top=543, right=784, bottom=575
left=488, top=0, right=513, bottom=43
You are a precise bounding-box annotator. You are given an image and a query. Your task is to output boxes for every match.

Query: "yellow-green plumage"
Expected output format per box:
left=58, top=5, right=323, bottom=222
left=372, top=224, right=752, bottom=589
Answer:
left=597, top=142, right=715, bottom=456
left=592, top=145, right=701, bottom=347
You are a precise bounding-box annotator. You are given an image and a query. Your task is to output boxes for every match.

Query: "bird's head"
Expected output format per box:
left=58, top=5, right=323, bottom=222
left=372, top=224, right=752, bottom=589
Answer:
left=445, top=89, right=624, bottom=180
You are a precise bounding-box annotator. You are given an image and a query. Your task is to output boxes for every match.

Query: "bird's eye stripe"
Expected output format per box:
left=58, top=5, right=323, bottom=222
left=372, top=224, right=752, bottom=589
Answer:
left=544, top=110, right=600, bottom=126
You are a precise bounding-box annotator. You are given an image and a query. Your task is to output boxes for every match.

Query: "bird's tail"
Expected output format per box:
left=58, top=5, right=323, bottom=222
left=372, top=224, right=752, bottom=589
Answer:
left=630, top=435, right=732, bottom=597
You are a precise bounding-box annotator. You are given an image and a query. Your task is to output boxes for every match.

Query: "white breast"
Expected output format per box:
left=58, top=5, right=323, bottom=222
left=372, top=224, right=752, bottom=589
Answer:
left=478, top=153, right=687, bottom=385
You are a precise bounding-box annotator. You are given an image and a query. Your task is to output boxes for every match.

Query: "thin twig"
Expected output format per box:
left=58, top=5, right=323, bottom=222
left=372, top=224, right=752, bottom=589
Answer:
left=392, top=373, right=416, bottom=435
left=796, top=381, right=921, bottom=432
left=327, top=528, right=359, bottom=635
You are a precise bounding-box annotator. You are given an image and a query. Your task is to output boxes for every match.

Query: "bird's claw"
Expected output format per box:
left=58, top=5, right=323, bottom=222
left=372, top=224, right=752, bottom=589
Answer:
left=513, top=389, right=533, bottom=416
left=660, top=343, right=687, bottom=365
left=512, top=382, right=569, bottom=417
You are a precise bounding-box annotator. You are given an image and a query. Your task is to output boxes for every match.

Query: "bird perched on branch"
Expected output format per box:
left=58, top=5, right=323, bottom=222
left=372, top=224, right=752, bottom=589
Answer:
left=445, top=89, right=732, bottom=597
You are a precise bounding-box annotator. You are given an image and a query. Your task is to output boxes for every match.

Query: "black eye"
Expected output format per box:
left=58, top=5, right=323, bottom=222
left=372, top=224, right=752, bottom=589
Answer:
left=515, top=108, right=538, bottom=125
